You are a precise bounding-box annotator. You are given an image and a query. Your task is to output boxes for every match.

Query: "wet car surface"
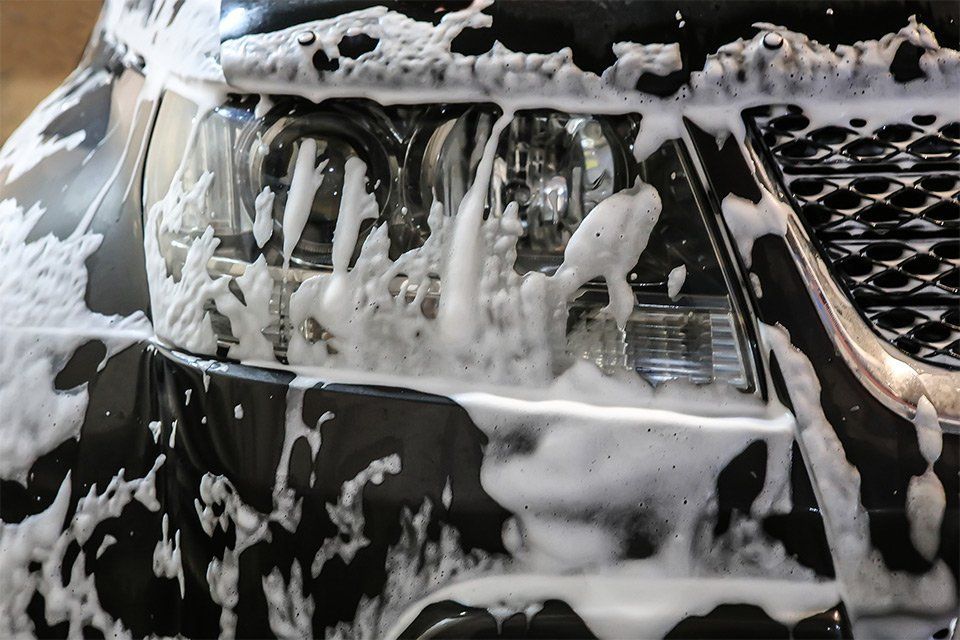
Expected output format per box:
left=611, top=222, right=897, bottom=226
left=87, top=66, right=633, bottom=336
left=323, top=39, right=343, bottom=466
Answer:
left=0, top=1, right=957, bottom=639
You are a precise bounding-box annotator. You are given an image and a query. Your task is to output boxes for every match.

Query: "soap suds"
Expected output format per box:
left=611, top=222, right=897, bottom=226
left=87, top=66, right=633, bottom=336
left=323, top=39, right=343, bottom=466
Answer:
left=218, top=256, right=276, bottom=362
left=906, top=397, right=945, bottom=562
left=441, top=477, right=453, bottom=510
left=329, top=498, right=507, bottom=640
left=95, top=534, right=117, bottom=559
left=263, top=560, right=314, bottom=639
left=667, top=264, right=686, bottom=299
left=0, top=199, right=150, bottom=483
left=253, top=186, right=275, bottom=248
left=385, top=575, right=840, bottom=640
left=196, top=467, right=302, bottom=639
left=0, top=68, right=109, bottom=185
left=148, top=419, right=162, bottom=443
left=720, top=187, right=789, bottom=268
left=0, top=456, right=164, bottom=637
left=452, top=382, right=796, bottom=576
left=310, top=454, right=401, bottom=577
left=552, top=178, right=662, bottom=328
left=144, top=173, right=231, bottom=355
left=206, top=547, right=240, bottom=639
left=281, top=139, right=329, bottom=268
left=749, top=272, right=763, bottom=299
left=153, top=513, right=185, bottom=597
left=437, top=111, right=515, bottom=345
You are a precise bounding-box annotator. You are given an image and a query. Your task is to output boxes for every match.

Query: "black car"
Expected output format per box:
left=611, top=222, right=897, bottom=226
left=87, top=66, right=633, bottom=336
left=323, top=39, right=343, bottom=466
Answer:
left=0, top=1, right=957, bottom=638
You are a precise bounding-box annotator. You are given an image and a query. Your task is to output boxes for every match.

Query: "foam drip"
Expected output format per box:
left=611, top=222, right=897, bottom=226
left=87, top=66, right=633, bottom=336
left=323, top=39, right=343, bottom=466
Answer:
left=0, top=199, right=150, bottom=483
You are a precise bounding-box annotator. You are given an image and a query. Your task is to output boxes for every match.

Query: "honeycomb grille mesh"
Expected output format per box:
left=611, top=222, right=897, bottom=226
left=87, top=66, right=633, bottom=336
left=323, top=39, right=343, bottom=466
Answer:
left=750, top=106, right=959, bottom=369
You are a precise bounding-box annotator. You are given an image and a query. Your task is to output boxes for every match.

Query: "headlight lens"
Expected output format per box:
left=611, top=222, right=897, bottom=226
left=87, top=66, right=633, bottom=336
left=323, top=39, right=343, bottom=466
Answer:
left=245, top=102, right=398, bottom=267
left=144, top=92, right=756, bottom=390
left=407, top=108, right=636, bottom=275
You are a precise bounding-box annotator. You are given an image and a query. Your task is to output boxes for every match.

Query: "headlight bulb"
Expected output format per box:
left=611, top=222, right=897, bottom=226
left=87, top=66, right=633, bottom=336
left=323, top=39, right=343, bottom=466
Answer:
left=493, top=113, right=626, bottom=271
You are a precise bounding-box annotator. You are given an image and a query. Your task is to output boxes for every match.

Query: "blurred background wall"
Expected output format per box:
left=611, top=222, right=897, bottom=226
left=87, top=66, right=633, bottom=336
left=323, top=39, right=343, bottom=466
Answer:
left=0, top=0, right=103, bottom=143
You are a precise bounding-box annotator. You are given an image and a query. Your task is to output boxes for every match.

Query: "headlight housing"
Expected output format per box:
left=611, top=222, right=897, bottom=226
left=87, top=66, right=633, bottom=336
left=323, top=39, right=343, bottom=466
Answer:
left=144, top=92, right=756, bottom=390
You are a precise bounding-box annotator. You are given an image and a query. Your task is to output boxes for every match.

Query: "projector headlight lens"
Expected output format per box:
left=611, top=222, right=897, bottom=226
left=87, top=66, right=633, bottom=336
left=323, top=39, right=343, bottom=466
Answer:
left=243, top=102, right=398, bottom=267
left=406, top=107, right=636, bottom=274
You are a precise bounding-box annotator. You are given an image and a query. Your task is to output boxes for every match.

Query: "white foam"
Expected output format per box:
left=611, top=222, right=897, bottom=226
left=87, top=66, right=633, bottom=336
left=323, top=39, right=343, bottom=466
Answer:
left=452, top=380, right=795, bottom=576
left=310, top=454, right=401, bottom=577
left=667, top=264, right=686, bottom=300
left=252, top=186, right=275, bottom=248
left=0, top=456, right=164, bottom=637
left=906, top=397, right=945, bottom=562
left=0, top=68, right=109, bottom=186
left=0, top=199, right=150, bottom=483
left=263, top=560, right=314, bottom=638
left=384, top=575, right=841, bottom=640
left=153, top=513, right=185, bottom=597
left=720, top=187, right=789, bottom=269
left=281, top=139, right=329, bottom=268
left=762, top=324, right=955, bottom=627
left=553, top=178, right=662, bottom=328
left=437, top=111, right=515, bottom=345
left=218, top=257, right=276, bottom=362
left=206, top=547, right=239, bottom=639
left=95, top=534, right=117, bottom=560
left=329, top=498, right=507, bottom=640
left=144, top=174, right=230, bottom=355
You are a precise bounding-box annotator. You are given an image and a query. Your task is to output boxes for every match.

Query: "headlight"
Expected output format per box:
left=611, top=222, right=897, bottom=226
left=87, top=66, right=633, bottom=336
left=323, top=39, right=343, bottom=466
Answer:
left=246, top=101, right=399, bottom=267
left=144, top=92, right=756, bottom=390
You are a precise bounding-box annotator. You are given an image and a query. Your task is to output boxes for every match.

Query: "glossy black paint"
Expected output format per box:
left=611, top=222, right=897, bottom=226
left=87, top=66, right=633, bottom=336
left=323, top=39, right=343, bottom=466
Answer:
left=664, top=603, right=852, bottom=639
left=3, top=343, right=169, bottom=638
left=0, top=317, right=843, bottom=637
left=162, top=353, right=510, bottom=637
left=686, top=121, right=960, bottom=584
left=399, top=599, right=597, bottom=639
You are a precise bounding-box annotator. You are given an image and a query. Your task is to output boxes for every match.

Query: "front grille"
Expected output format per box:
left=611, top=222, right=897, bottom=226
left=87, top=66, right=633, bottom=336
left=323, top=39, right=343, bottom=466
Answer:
left=748, top=106, right=959, bottom=369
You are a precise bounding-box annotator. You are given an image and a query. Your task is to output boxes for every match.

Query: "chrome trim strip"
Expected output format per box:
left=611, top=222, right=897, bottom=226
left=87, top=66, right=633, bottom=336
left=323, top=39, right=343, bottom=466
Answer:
left=743, top=139, right=960, bottom=432
left=679, top=129, right=766, bottom=400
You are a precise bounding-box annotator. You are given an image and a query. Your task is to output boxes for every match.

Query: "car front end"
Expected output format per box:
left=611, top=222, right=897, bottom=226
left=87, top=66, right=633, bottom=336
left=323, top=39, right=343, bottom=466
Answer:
left=0, top=1, right=957, bottom=638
